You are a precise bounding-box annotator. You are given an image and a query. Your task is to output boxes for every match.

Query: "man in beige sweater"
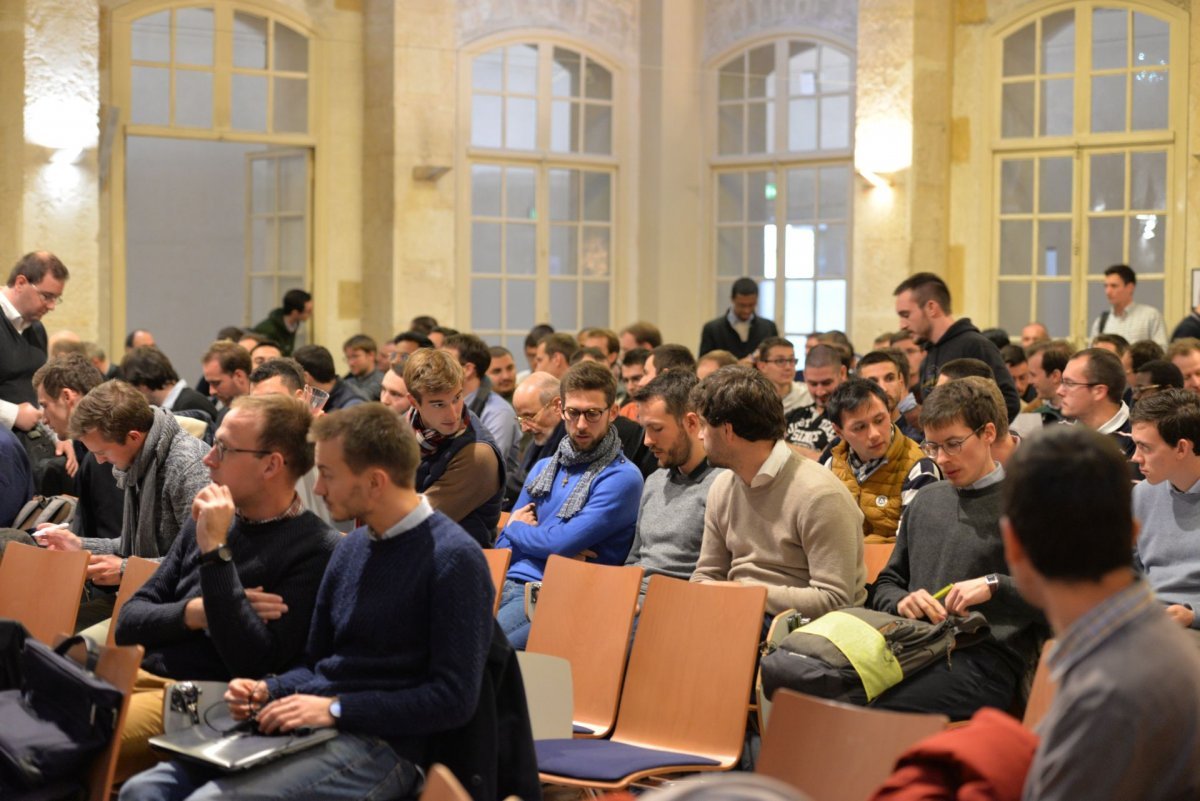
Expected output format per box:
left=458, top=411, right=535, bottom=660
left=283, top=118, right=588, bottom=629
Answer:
left=690, top=366, right=866, bottom=628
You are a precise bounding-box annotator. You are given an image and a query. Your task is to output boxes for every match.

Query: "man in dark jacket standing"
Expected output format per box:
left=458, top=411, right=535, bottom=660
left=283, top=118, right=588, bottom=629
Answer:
left=894, top=272, right=1021, bottom=422
left=699, top=277, right=778, bottom=361
left=251, top=289, right=312, bottom=356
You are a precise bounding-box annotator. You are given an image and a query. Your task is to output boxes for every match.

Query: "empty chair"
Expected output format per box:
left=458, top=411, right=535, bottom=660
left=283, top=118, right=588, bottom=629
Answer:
left=1022, top=640, right=1057, bottom=729
left=106, top=556, right=159, bottom=645
left=0, top=542, right=90, bottom=642
left=515, top=651, right=574, bottom=740
left=535, top=575, right=767, bottom=790
left=524, top=554, right=642, bottom=738
left=757, top=688, right=948, bottom=801
left=419, top=764, right=472, bottom=801
left=864, top=541, right=896, bottom=584
left=483, top=548, right=511, bottom=616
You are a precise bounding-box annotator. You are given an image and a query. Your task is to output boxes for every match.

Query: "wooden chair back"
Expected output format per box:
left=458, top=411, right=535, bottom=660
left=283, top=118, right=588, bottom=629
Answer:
left=0, top=542, right=90, bottom=642
left=611, top=575, right=766, bottom=764
left=107, top=556, right=160, bottom=645
left=864, top=541, right=896, bottom=584
left=1023, top=639, right=1057, bottom=729
left=483, top=548, right=511, bottom=616
left=525, top=555, right=643, bottom=738
left=419, top=763, right=472, bottom=801
left=757, top=688, right=948, bottom=801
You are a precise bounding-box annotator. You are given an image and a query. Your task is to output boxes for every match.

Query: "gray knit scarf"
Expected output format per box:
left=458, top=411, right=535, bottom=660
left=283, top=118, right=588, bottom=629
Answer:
left=111, top=408, right=180, bottom=558
left=525, top=425, right=621, bottom=521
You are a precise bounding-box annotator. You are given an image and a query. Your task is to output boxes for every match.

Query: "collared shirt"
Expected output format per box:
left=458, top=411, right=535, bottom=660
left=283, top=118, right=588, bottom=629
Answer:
left=372, top=496, right=434, bottom=540
left=964, top=462, right=1005, bottom=491
left=845, top=428, right=893, bottom=484
left=725, top=308, right=752, bottom=343
left=669, top=457, right=711, bottom=485
left=749, top=439, right=793, bottom=488
left=162, top=380, right=187, bottom=411
left=1048, top=576, right=1155, bottom=683
left=1096, top=401, right=1130, bottom=436
left=0, top=289, right=27, bottom=334
left=236, top=493, right=305, bottom=525
left=1090, top=301, right=1168, bottom=347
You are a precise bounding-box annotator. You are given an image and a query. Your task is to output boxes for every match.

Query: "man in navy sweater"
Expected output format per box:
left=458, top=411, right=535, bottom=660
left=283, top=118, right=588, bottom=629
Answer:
left=120, top=403, right=494, bottom=801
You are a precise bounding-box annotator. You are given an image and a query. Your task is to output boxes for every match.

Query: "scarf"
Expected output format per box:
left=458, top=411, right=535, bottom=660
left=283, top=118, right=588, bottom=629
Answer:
left=525, top=424, right=621, bottom=521
left=410, top=405, right=471, bottom=455
left=111, top=408, right=181, bottom=558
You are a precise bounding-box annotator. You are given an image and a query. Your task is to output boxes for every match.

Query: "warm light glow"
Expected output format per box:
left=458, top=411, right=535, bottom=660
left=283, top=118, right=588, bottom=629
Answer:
left=855, top=116, right=913, bottom=175
left=25, top=97, right=98, bottom=152
left=858, top=169, right=892, bottom=189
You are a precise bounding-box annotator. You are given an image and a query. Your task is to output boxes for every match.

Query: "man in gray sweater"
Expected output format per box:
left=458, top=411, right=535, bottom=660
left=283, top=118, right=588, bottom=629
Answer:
left=1131, top=388, right=1200, bottom=636
left=871, top=379, right=1047, bottom=720
left=626, top=370, right=724, bottom=594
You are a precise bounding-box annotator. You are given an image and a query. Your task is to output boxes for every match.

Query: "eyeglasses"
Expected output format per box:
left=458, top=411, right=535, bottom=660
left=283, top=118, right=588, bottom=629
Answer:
left=1132, top=384, right=1165, bottom=398
left=516, top=399, right=557, bottom=425
left=760, top=357, right=798, bottom=367
left=1060, top=378, right=1100, bottom=390
left=563, top=406, right=608, bottom=423
left=920, top=425, right=985, bottom=458
left=35, top=289, right=63, bottom=305
left=211, top=440, right=273, bottom=462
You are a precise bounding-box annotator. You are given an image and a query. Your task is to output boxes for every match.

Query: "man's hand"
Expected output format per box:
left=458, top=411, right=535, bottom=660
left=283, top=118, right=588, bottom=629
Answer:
left=183, top=597, right=207, bottom=630
left=255, top=694, right=335, bottom=733
left=87, top=554, right=123, bottom=586
left=1166, top=604, right=1195, bottom=628
left=192, top=484, right=235, bottom=553
left=35, top=523, right=82, bottom=551
left=225, top=678, right=270, bottom=721
left=510, top=503, right=537, bottom=526
left=571, top=549, right=598, bottom=562
left=55, top=438, right=78, bottom=477
left=944, top=577, right=995, bottom=616
left=245, top=587, right=288, bottom=622
left=898, top=589, right=947, bottom=623
left=14, top=402, right=41, bottom=432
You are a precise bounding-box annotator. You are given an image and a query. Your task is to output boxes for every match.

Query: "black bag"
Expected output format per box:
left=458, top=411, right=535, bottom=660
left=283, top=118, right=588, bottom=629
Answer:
left=0, top=621, right=124, bottom=792
left=14, top=427, right=71, bottom=498
left=760, top=608, right=990, bottom=706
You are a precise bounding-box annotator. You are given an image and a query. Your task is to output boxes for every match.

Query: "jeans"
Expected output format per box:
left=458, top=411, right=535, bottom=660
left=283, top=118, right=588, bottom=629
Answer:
left=117, top=732, right=419, bottom=801
left=869, top=642, right=1021, bottom=722
left=495, top=579, right=531, bottom=650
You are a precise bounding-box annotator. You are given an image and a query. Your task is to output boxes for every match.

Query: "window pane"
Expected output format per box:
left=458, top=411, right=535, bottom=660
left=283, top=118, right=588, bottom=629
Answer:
left=507, top=44, right=538, bottom=94
left=251, top=277, right=276, bottom=325
left=507, top=280, right=535, bottom=330
left=1041, top=11, right=1075, bottom=74
left=176, top=8, right=213, bottom=66
left=251, top=218, right=271, bottom=271
left=232, top=74, right=268, bottom=131
left=1092, top=8, right=1127, bottom=70
left=748, top=225, right=768, bottom=277
left=550, top=226, right=577, bottom=276
left=1133, top=12, right=1169, bottom=66
left=1039, top=157, right=1072, bottom=214
left=473, top=49, right=503, bottom=92
left=506, top=223, right=536, bottom=274
left=820, top=47, right=851, bottom=94
left=472, top=279, right=502, bottom=330
left=471, top=223, right=501, bottom=273
left=758, top=280, right=776, bottom=324
left=1090, top=75, right=1126, bottom=133
left=471, top=165, right=502, bottom=216
left=819, top=166, right=849, bottom=219
left=550, top=281, right=578, bottom=330
left=132, top=11, right=169, bottom=63
left=789, top=98, right=818, bottom=150
left=784, top=225, right=814, bottom=278
left=1002, top=82, right=1035, bottom=138
left=746, top=172, right=774, bottom=223
left=1038, top=220, right=1071, bottom=276
left=1037, top=282, right=1071, bottom=337
left=1086, top=279, right=1109, bottom=324
left=275, top=23, right=309, bottom=72
left=746, top=102, right=769, bottom=153
left=718, top=104, right=743, bottom=155
left=999, top=282, right=1031, bottom=334
left=1040, top=79, right=1073, bottom=136
left=506, top=168, right=536, bottom=220
left=131, top=67, right=169, bottom=125
left=784, top=280, right=814, bottom=335
left=1130, top=151, right=1167, bottom=210
left=1089, top=153, right=1125, bottom=212
left=786, top=169, right=815, bottom=220
left=717, top=227, right=743, bottom=276
left=1131, top=70, right=1168, bottom=130
left=175, top=70, right=212, bottom=128
left=233, top=12, right=267, bottom=69
left=549, top=169, right=579, bottom=222
left=789, top=41, right=818, bottom=94
left=583, top=172, right=610, bottom=222
left=279, top=218, right=305, bottom=275
left=505, top=97, right=537, bottom=149
left=1088, top=217, right=1124, bottom=273
left=719, top=56, right=744, bottom=101
left=816, top=224, right=846, bottom=277
left=820, top=95, right=850, bottom=149
left=279, top=157, right=306, bottom=213
left=1001, top=159, right=1034, bottom=214
left=585, top=61, right=612, bottom=100
left=252, top=159, right=274, bottom=213
left=471, top=94, right=502, bottom=147
left=550, top=99, right=576, bottom=152
left=581, top=282, right=610, bottom=328
left=1134, top=279, right=1164, bottom=315
left=274, top=77, right=308, bottom=133
left=1003, top=23, right=1036, bottom=76
left=583, top=104, right=612, bottom=154
left=718, top=173, right=744, bottom=223
left=814, top=280, right=846, bottom=332
left=747, top=45, right=775, bottom=99
left=583, top=227, right=610, bottom=276
left=552, top=48, right=581, bottom=97
left=1129, top=214, right=1165, bottom=273
left=1000, top=219, right=1033, bottom=275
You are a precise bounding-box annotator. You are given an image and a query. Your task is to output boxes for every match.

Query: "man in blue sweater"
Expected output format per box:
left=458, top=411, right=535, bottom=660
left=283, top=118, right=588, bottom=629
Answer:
left=1131, top=388, right=1200, bottom=636
left=119, top=403, right=494, bottom=801
left=496, top=360, right=644, bottom=648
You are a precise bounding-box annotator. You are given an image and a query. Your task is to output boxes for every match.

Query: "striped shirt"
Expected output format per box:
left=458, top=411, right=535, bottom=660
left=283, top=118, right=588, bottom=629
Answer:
left=1047, top=575, right=1155, bottom=683
left=1089, top=301, right=1168, bottom=347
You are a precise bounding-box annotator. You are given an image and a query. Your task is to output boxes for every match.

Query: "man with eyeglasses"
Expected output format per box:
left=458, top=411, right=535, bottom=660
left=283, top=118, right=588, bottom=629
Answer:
left=755, top=336, right=813, bottom=415
left=870, top=379, right=1048, bottom=720
left=496, top=361, right=643, bottom=648
left=505, top=372, right=566, bottom=512
left=0, top=251, right=68, bottom=433
left=1057, top=348, right=1141, bottom=479
left=1131, top=359, right=1184, bottom=406
left=111, top=394, right=340, bottom=781
left=781, top=342, right=842, bottom=460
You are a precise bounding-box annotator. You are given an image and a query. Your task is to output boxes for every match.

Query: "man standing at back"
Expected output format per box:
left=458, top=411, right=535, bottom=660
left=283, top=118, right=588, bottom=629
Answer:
left=0, top=251, right=68, bottom=435
left=1089, top=264, right=1167, bottom=347
left=700, top=277, right=779, bottom=362
left=894, top=272, right=1020, bottom=421
left=252, top=288, right=312, bottom=356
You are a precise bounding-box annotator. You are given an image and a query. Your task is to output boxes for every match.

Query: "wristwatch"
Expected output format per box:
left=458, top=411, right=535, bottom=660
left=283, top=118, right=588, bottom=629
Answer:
left=329, top=699, right=341, bottom=722
left=198, top=543, right=233, bottom=567
left=984, top=573, right=1000, bottom=593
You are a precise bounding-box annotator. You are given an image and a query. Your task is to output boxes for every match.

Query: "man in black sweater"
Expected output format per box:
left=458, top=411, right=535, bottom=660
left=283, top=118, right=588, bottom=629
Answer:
left=871, top=379, right=1047, bottom=720
left=113, top=394, right=340, bottom=780
left=699, top=276, right=779, bottom=361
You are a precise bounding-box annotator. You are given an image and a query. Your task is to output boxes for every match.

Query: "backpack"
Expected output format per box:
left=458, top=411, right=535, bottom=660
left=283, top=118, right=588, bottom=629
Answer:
left=760, top=608, right=990, bottom=706
left=12, top=495, right=77, bottom=533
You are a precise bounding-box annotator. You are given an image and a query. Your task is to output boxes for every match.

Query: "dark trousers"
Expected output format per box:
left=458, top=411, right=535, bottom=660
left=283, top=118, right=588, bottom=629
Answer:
left=869, top=643, right=1020, bottom=722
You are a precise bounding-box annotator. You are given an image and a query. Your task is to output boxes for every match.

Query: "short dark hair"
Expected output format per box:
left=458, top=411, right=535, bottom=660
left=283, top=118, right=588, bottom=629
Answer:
left=804, top=344, right=843, bottom=371
left=651, top=344, right=696, bottom=374
left=342, top=334, right=377, bottom=354
left=282, top=289, right=312, bottom=315
left=1028, top=339, right=1074, bottom=374
left=560, top=360, right=618, bottom=407
left=622, top=348, right=651, bottom=368
left=524, top=324, right=555, bottom=350
left=1004, top=426, right=1134, bottom=581
left=731, top=277, right=759, bottom=298
left=982, top=328, right=1011, bottom=350
left=1000, top=344, right=1027, bottom=367
left=825, top=378, right=889, bottom=428
left=445, top=333, right=492, bottom=376
left=690, top=365, right=785, bottom=442
left=1133, top=359, right=1183, bottom=390
left=230, top=394, right=314, bottom=479
left=1130, top=388, right=1200, bottom=453
left=578, top=328, right=619, bottom=356
left=488, top=345, right=512, bottom=361
left=69, top=380, right=155, bottom=442
left=33, top=354, right=105, bottom=398
left=249, top=357, right=306, bottom=393
left=620, top=321, right=663, bottom=349
left=409, top=315, right=438, bottom=335
left=1129, top=340, right=1165, bottom=371
left=310, top=403, right=419, bottom=488
left=757, top=336, right=794, bottom=362
left=216, top=326, right=244, bottom=342
left=1072, top=348, right=1126, bottom=404
left=857, top=348, right=909, bottom=386
left=250, top=340, right=283, bottom=357
left=203, top=341, right=252, bottom=376
left=293, top=345, right=337, bottom=383
left=540, top=333, right=579, bottom=363
left=1104, top=264, right=1136, bottom=285
left=6, top=251, right=69, bottom=288
left=1092, top=333, right=1130, bottom=355
left=637, top=369, right=699, bottom=421
left=920, top=379, right=997, bottom=432
left=570, top=347, right=606, bottom=365
left=394, top=330, right=434, bottom=349
left=939, top=358, right=994, bottom=382
left=124, top=329, right=152, bottom=349
left=120, top=346, right=179, bottom=391
left=893, top=272, right=952, bottom=315
left=431, top=326, right=459, bottom=339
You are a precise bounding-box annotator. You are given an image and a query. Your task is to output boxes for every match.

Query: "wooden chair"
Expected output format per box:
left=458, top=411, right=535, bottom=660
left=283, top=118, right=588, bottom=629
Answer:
left=1022, top=639, right=1057, bottom=729
left=535, top=575, right=767, bottom=790
left=757, top=688, right=948, bottom=801
left=525, top=555, right=643, bottom=739
left=515, top=651, right=574, bottom=740
left=482, top=548, right=511, bottom=616
left=106, top=556, right=160, bottom=645
left=864, top=541, right=896, bottom=584
left=419, top=763, right=472, bottom=801
left=0, top=542, right=90, bottom=642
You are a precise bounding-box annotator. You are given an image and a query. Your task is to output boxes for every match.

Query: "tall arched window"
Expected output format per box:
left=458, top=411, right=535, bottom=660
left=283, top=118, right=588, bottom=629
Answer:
left=993, top=2, right=1183, bottom=339
left=712, top=37, right=854, bottom=359
left=465, top=41, right=617, bottom=355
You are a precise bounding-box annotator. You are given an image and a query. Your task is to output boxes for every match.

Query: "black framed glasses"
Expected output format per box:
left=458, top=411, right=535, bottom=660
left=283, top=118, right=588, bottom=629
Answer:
left=920, top=424, right=985, bottom=458
left=562, top=407, right=607, bottom=423
left=211, top=441, right=273, bottom=462
left=760, top=357, right=798, bottom=367
left=1060, top=378, right=1100, bottom=390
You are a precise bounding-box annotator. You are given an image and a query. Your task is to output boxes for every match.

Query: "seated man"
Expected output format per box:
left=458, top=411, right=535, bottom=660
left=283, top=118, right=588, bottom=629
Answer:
left=1008, top=426, right=1200, bottom=800
left=870, top=379, right=1047, bottom=720
left=379, top=362, right=412, bottom=415
left=121, top=346, right=217, bottom=419
left=113, top=395, right=340, bottom=780
left=342, top=334, right=385, bottom=401
left=294, top=345, right=367, bottom=411
left=821, top=379, right=940, bottom=541
left=403, top=348, right=504, bottom=547
left=505, top=371, right=565, bottom=511
left=119, top=404, right=495, bottom=801
left=445, top=333, right=520, bottom=468
left=690, top=366, right=865, bottom=625
left=626, top=370, right=724, bottom=594
left=496, top=361, right=643, bottom=648
left=1131, top=388, right=1200, bottom=637
left=782, top=343, right=842, bottom=459
left=1131, top=358, right=1184, bottom=406
left=200, top=341, right=252, bottom=425
left=0, top=425, right=32, bottom=528
left=486, top=345, right=518, bottom=402
left=1058, top=347, right=1140, bottom=478
left=857, top=348, right=922, bottom=442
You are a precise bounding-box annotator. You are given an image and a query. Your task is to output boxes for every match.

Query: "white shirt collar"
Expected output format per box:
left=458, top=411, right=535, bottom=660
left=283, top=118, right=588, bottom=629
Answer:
left=0, top=289, right=27, bottom=333
left=1097, top=402, right=1130, bottom=435
left=163, top=380, right=187, bottom=410
left=371, top=496, right=434, bottom=540
left=750, top=440, right=793, bottom=488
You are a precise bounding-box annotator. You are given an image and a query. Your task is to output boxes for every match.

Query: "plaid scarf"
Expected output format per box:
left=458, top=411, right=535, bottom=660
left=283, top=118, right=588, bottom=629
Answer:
left=409, top=405, right=471, bottom=455
left=525, top=425, right=621, bottom=521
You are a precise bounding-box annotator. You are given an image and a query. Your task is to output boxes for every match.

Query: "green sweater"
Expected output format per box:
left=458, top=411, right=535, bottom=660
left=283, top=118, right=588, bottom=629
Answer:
left=251, top=308, right=298, bottom=355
